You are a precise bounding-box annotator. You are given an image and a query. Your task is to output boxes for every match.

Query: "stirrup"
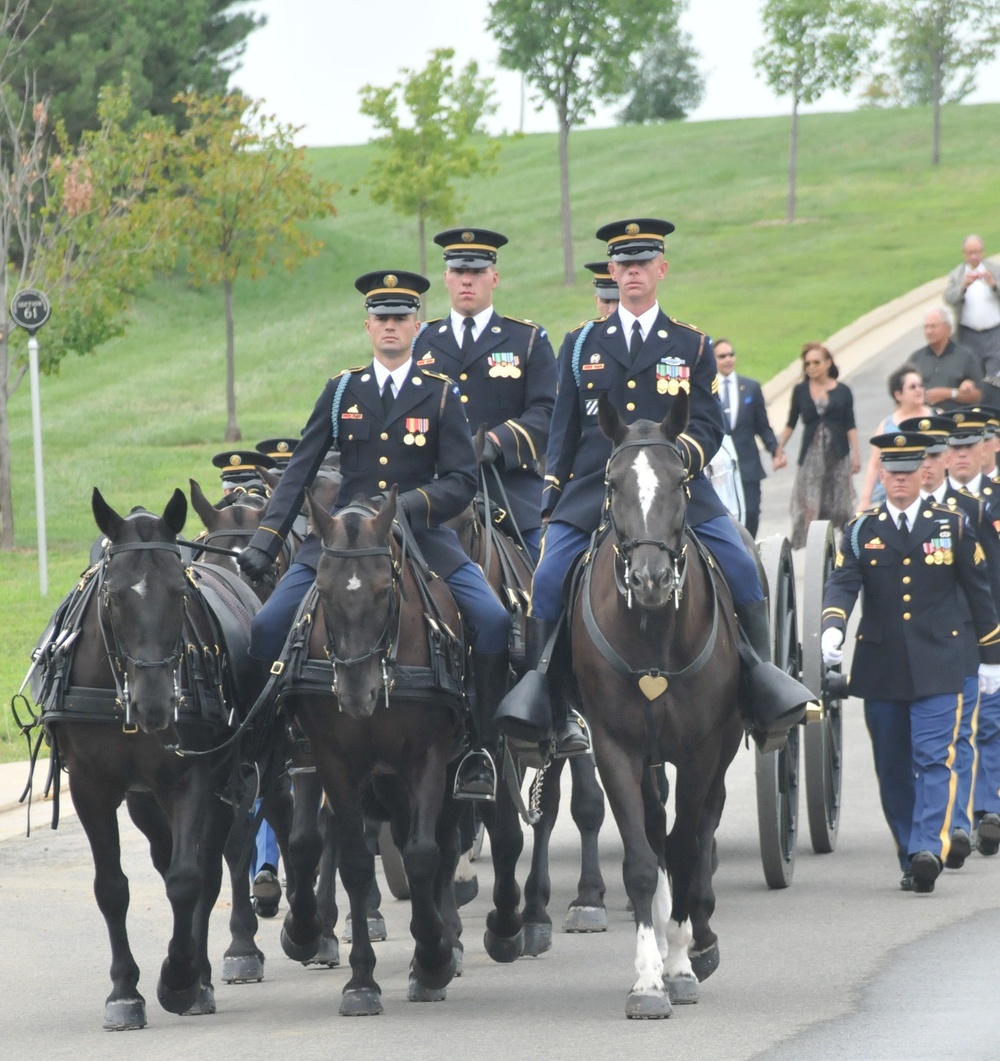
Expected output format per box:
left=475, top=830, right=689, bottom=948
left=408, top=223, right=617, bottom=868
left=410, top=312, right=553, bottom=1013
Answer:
left=453, top=748, right=497, bottom=803
left=553, top=709, right=591, bottom=759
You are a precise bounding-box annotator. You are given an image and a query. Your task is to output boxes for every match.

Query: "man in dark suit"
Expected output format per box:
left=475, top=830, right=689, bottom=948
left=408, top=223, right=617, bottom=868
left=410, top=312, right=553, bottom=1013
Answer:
left=412, top=227, right=556, bottom=563
left=822, top=431, right=1000, bottom=892
left=714, top=338, right=784, bottom=538
left=500, top=218, right=814, bottom=756
left=238, top=269, right=510, bottom=799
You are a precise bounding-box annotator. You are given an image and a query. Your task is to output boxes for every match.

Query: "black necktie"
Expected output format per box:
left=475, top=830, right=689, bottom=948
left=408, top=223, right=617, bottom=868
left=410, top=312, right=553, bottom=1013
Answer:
left=722, top=378, right=733, bottom=432
left=381, top=378, right=394, bottom=418
left=898, top=511, right=910, bottom=546
left=629, top=319, right=643, bottom=360
left=461, top=316, right=475, bottom=355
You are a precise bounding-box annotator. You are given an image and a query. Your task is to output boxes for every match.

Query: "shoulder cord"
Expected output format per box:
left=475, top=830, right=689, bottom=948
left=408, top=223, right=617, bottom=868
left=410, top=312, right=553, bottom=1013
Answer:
left=850, top=514, right=867, bottom=559
left=571, top=320, right=597, bottom=389
left=329, top=371, right=353, bottom=450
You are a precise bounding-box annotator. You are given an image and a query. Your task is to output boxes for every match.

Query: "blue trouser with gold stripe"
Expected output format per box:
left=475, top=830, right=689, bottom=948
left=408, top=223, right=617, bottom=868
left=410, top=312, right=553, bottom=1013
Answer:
left=529, top=515, right=763, bottom=621
left=864, top=690, right=965, bottom=870
left=953, top=676, right=981, bottom=833
left=974, top=687, right=1000, bottom=816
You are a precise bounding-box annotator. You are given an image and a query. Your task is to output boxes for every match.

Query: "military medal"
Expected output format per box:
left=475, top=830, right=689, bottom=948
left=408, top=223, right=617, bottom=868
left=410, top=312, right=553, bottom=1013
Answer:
left=405, top=418, right=428, bottom=446
left=656, top=357, right=690, bottom=396
left=487, top=351, right=521, bottom=379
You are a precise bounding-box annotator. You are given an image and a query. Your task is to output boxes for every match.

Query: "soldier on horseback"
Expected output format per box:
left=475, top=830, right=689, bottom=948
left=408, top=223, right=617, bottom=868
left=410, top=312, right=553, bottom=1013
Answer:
left=499, top=217, right=816, bottom=754
left=237, top=270, right=510, bottom=800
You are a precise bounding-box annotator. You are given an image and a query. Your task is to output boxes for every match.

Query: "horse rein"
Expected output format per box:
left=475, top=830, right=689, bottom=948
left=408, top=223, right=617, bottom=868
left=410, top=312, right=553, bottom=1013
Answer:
left=604, top=436, right=689, bottom=610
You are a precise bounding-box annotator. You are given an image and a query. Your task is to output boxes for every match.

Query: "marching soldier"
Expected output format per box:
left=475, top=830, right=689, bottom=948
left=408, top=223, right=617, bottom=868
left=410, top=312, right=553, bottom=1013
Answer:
left=238, top=270, right=510, bottom=800
left=584, top=260, right=620, bottom=318
left=212, top=450, right=277, bottom=495
left=821, top=431, right=1000, bottom=892
left=255, top=438, right=299, bottom=470
left=413, top=227, right=556, bottom=564
left=500, top=217, right=814, bottom=756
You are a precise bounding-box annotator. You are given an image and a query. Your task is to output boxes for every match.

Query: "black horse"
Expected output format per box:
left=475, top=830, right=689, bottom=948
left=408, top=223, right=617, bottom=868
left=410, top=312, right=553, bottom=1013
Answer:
left=277, top=491, right=498, bottom=1014
left=571, top=394, right=744, bottom=1019
left=34, top=489, right=267, bottom=1029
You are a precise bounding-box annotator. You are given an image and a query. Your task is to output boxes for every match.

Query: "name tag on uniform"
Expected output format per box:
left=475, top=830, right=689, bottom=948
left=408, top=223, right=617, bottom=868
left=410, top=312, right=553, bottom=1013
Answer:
left=864, top=537, right=885, bottom=549
left=342, top=404, right=363, bottom=420
left=416, top=354, right=435, bottom=366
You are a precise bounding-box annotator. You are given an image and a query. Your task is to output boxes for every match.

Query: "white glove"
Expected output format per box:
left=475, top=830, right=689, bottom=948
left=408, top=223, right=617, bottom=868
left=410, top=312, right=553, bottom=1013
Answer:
left=979, top=663, right=1000, bottom=696
left=821, top=628, right=844, bottom=667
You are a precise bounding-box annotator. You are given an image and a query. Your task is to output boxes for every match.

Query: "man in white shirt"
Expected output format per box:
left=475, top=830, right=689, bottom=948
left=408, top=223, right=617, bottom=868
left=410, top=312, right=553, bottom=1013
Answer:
left=945, top=234, right=1000, bottom=376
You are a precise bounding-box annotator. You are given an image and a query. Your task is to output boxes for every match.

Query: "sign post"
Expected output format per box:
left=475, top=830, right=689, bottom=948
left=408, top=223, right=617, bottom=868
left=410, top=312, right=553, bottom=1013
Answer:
left=10, top=288, right=52, bottom=596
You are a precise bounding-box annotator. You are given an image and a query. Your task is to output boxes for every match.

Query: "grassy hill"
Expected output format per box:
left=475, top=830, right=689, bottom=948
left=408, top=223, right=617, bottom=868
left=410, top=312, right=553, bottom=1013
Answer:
left=3, top=101, right=999, bottom=756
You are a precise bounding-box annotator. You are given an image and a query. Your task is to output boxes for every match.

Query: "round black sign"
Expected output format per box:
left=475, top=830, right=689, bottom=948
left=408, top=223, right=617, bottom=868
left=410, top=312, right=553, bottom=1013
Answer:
left=10, top=288, right=51, bottom=334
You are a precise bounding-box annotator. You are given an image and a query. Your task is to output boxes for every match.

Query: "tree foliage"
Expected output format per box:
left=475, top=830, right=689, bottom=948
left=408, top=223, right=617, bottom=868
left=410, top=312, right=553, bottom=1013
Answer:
left=886, top=0, right=1000, bottom=163
left=617, top=5, right=705, bottom=124
left=171, top=92, right=338, bottom=441
left=487, top=0, right=675, bottom=284
left=358, top=48, right=499, bottom=277
left=3, top=0, right=264, bottom=143
left=754, top=0, right=885, bottom=221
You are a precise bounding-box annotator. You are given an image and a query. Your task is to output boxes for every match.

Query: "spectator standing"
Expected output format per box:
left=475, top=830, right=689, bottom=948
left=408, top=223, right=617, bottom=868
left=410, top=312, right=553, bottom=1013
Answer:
left=858, top=364, right=931, bottom=510
left=944, top=235, right=1000, bottom=376
left=908, top=307, right=981, bottom=412
left=774, top=342, right=860, bottom=549
left=714, top=337, right=784, bottom=538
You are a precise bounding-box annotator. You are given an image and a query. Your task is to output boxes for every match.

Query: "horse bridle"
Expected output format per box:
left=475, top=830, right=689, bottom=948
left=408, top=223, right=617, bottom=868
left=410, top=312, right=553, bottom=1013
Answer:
left=319, top=539, right=401, bottom=710
left=100, top=539, right=187, bottom=731
left=605, top=436, right=689, bottom=610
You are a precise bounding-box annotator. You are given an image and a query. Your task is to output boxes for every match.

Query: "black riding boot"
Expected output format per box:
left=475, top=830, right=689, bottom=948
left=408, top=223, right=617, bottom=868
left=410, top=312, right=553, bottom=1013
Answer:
left=454, top=651, right=509, bottom=801
left=736, top=599, right=814, bottom=754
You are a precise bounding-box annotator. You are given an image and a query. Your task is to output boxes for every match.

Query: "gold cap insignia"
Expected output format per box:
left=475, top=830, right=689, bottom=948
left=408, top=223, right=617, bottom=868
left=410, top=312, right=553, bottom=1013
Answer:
left=894, top=436, right=906, bottom=447
left=955, top=412, right=966, bottom=423
left=229, top=454, right=243, bottom=466
left=383, top=274, right=398, bottom=287
left=461, top=231, right=475, bottom=242
left=277, top=441, right=289, bottom=452
left=626, top=223, right=640, bottom=235
left=919, top=419, right=930, bottom=430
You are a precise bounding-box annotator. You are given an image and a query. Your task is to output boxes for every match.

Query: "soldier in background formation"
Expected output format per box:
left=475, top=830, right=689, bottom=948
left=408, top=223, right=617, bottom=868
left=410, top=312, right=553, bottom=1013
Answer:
left=822, top=430, right=1000, bottom=893
left=583, top=260, right=620, bottom=318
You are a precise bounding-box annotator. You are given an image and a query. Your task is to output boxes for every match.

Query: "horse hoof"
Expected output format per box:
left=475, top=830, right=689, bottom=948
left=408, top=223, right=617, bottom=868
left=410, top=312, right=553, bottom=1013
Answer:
left=156, top=976, right=201, bottom=1016
left=563, top=905, right=608, bottom=932
left=182, top=983, right=217, bottom=1016
left=342, top=913, right=387, bottom=943
left=523, top=922, right=552, bottom=956
left=625, top=989, right=672, bottom=1019
left=281, top=924, right=320, bottom=963
left=339, top=987, right=383, bottom=1017
left=455, top=876, right=479, bottom=907
left=221, top=953, right=264, bottom=983
left=484, top=926, right=524, bottom=963
left=103, top=997, right=147, bottom=1031
left=408, top=975, right=447, bottom=1002
left=408, top=953, right=456, bottom=1000
left=302, top=934, right=340, bottom=967
left=665, top=974, right=699, bottom=1004
left=689, top=941, right=720, bottom=982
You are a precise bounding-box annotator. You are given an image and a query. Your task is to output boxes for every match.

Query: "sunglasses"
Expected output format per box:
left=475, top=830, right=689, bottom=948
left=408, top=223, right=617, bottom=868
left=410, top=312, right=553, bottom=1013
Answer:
left=804, top=360, right=825, bottom=367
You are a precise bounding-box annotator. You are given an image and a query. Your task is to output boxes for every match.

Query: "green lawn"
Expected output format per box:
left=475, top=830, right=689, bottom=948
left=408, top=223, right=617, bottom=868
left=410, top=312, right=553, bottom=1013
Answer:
left=3, top=101, right=999, bottom=758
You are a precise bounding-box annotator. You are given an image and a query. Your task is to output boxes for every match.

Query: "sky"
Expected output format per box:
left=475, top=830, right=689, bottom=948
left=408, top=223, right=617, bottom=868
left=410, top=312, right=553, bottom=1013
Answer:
left=232, top=0, right=1000, bottom=147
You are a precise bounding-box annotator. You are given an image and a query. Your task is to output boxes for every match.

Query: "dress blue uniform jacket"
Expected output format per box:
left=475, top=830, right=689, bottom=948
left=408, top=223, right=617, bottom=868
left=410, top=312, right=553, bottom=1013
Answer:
left=245, top=362, right=477, bottom=578
left=412, top=311, right=556, bottom=533
left=542, top=307, right=727, bottom=532
left=728, top=375, right=778, bottom=483
left=822, top=501, right=1000, bottom=701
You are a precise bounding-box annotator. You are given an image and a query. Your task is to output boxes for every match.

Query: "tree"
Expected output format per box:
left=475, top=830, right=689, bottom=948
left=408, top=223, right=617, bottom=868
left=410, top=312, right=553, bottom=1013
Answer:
left=617, top=5, right=705, bottom=124
left=487, top=0, right=674, bottom=284
left=358, top=48, right=499, bottom=278
left=5, top=0, right=265, bottom=143
left=886, top=0, right=1000, bottom=164
left=171, top=92, right=337, bottom=442
left=754, top=0, right=885, bottom=222
left=1, top=69, right=178, bottom=548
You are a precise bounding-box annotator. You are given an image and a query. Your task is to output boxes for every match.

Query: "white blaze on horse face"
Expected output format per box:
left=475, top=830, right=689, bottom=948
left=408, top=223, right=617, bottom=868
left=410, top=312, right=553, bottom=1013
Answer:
left=346, top=572, right=362, bottom=592
left=130, top=575, right=148, bottom=599
left=632, top=922, right=665, bottom=994
left=633, top=450, right=660, bottom=529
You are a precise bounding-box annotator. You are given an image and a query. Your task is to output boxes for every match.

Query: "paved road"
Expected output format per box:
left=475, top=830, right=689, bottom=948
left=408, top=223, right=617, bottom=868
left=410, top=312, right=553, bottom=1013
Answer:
left=4, top=324, right=1000, bottom=1058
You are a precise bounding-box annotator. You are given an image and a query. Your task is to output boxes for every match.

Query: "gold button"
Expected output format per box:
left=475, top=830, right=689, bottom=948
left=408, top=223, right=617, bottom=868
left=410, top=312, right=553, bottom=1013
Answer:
left=903, top=594, right=911, bottom=602
left=871, top=559, right=877, bottom=565
left=461, top=395, right=469, bottom=403
left=952, top=630, right=959, bottom=636
left=903, top=558, right=911, bottom=565
left=902, top=576, right=911, bottom=584
left=626, top=402, right=635, bottom=411
left=380, top=432, right=389, bottom=441
left=460, top=373, right=468, bottom=381
left=348, top=433, right=354, bottom=440
left=627, top=380, right=637, bottom=389
left=903, top=612, right=911, bottom=620
left=587, top=382, right=594, bottom=389
left=378, top=480, right=387, bottom=489
left=922, top=510, right=932, bottom=518
left=379, top=456, right=388, bottom=465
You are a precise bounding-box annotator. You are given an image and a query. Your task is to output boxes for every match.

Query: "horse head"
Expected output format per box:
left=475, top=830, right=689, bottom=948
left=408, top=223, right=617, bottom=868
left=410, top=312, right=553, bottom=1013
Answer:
left=598, top=390, right=691, bottom=610
left=92, top=487, right=189, bottom=733
left=307, top=486, right=399, bottom=719
left=189, top=478, right=273, bottom=593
